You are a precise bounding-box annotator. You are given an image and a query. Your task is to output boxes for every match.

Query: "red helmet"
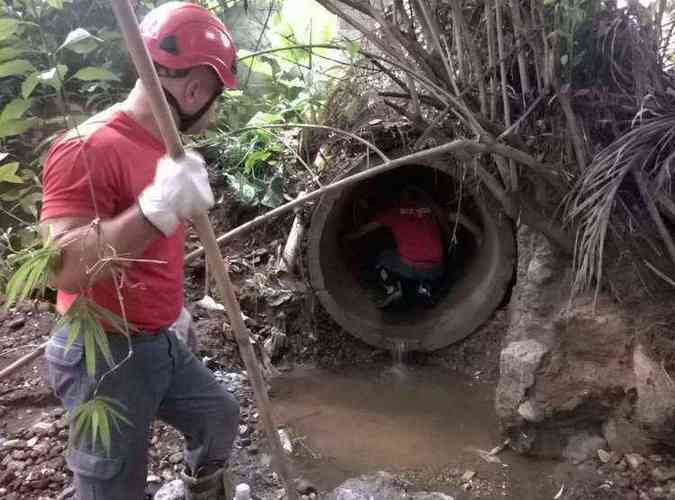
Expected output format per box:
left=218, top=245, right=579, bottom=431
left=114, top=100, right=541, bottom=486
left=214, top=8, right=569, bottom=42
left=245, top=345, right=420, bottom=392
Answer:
left=140, top=1, right=237, bottom=89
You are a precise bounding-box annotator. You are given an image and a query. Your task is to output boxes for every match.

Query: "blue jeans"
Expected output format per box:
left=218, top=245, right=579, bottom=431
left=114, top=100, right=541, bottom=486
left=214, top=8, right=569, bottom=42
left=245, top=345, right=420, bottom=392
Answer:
left=376, top=249, right=445, bottom=282
left=45, top=326, right=240, bottom=500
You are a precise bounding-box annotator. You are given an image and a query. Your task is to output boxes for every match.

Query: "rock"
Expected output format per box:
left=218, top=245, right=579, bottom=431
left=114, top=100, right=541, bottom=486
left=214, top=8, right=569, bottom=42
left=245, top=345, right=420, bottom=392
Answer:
left=247, top=445, right=259, bottom=455
left=26, top=437, right=39, bottom=447
left=153, top=479, right=184, bottom=500
left=563, top=431, right=607, bottom=464
left=517, top=400, right=544, bottom=423
left=296, top=478, right=317, bottom=495
left=496, top=340, right=548, bottom=420
left=652, top=467, right=675, bottom=483
left=7, top=316, right=26, bottom=330
left=278, top=429, right=293, bottom=454
left=598, top=449, right=612, bottom=463
left=0, top=470, right=15, bottom=485
left=626, top=453, right=646, bottom=470
left=323, top=472, right=456, bottom=500
left=37, top=302, right=52, bottom=314
left=461, top=470, right=476, bottom=481
left=168, top=452, right=183, bottom=464
left=10, top=450, right=26, bottom=460
left=147, top=475, right=161, bottom=483
left=34, top=443, right=49, bottom=456
left=239, top=437, right=251, bottom=447
left=6, top=460, right=27, bottom=472
left=32, top=421, right=56, bottom=437
left=2, top=439, right=25, bottom=450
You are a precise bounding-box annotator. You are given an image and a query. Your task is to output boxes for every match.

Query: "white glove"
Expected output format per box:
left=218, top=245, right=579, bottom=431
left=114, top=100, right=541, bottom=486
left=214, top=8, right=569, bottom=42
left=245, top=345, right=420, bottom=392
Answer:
left=138, top=151, right=215, bottom=236
left=169, top=307, right=199, bottom=353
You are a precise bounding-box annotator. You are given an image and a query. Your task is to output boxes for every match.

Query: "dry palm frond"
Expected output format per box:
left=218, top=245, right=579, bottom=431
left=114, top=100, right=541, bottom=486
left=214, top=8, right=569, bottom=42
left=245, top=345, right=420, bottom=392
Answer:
left=565, top=112, right=675, bottom=299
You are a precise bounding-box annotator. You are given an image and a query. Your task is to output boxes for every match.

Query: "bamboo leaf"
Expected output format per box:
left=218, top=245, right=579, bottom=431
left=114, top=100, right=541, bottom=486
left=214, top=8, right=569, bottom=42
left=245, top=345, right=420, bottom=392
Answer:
left=83, top=329, right=97, bottom=376
left=90, top=302, right=130, bottom=335
left=97, top=401, right=112, bottom=454
left=91, top=405, right=99, bottom=451
left=92, top=321, right=114, bottom=368
left=102, top=403, right=133, bottom=427
left=5, top=259, right=33, bottom=308
left=64, top=318, right=82, bottom=353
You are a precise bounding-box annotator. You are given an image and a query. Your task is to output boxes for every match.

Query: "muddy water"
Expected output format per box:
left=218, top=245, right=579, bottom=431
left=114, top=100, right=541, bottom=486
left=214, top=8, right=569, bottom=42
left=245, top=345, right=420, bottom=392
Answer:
left=271, top=366, right=574, bottom=498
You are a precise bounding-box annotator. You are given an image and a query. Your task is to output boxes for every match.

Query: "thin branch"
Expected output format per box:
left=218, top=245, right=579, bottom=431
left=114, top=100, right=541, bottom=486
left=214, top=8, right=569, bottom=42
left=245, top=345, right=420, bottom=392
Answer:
left=498, top=94, right=544, bottom=139
left=510, top=0, right=531, bottom=103
left=186, top=138, right=556, bottom=263
left=634, top=169, right=675, bottom=267
left=224, top=123, right=390, bottom=164
left=486, top=2, right=498, bottom=120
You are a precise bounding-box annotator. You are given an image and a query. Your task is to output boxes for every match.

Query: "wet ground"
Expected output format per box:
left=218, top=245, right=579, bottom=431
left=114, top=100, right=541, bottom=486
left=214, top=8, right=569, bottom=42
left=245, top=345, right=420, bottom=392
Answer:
left=271, top=364, right=574, bottom=499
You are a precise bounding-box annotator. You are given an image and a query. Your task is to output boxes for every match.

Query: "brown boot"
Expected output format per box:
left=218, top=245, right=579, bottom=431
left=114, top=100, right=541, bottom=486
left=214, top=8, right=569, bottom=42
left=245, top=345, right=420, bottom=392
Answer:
left=181, top=467, right=234, bottom=500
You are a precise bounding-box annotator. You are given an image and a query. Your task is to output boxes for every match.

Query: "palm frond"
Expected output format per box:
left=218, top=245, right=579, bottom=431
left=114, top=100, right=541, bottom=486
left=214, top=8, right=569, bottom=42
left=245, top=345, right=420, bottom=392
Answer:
left=565, top=113, right=675, bottom=298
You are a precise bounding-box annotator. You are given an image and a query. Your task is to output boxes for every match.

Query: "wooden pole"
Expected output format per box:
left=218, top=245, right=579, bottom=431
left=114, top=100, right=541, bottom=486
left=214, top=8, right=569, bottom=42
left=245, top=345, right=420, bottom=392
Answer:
left=0, top=343, right=46, bottom=380
left=109, top=0, right=298, bottom=497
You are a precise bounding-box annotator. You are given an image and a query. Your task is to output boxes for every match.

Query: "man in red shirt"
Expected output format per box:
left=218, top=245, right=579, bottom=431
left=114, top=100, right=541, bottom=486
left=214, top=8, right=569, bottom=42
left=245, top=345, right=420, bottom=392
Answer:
left=346, top=185, right=448, bottom=308
left=40, top=3, right=239, bottom=499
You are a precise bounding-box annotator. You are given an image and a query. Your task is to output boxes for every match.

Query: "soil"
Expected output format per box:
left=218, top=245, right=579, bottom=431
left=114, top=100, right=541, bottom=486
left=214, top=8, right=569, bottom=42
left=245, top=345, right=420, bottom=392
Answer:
left=2, top=222, right=675, bottom=500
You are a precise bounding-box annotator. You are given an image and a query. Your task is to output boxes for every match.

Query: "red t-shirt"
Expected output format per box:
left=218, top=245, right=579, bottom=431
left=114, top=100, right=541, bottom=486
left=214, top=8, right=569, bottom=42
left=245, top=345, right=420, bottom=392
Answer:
left=40, top=110, right=184, bottom=332
left=377, top=204, right=443, bottom=265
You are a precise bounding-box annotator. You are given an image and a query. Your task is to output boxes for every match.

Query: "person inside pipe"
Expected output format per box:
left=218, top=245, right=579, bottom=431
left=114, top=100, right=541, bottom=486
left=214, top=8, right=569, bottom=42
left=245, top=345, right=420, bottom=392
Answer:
left=39, top=3, right=239, bottom=499
left=344, top=185, right=444, bottom=308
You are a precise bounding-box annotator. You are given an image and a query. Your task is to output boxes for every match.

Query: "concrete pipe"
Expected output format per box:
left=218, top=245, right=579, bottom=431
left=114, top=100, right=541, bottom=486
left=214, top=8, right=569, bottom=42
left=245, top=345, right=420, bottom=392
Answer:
left=307, top=156, right=516, bottom=352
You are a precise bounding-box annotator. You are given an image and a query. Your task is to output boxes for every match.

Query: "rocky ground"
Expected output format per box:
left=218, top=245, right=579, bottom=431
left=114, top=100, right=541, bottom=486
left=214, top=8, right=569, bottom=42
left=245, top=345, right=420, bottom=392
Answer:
left=2, top=235, right=675, bottom=500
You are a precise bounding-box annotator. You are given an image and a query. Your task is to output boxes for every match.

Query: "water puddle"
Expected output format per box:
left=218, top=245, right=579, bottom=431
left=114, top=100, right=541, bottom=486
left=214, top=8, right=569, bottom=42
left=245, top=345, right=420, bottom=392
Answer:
left=270, top=366, right=574, bottom=498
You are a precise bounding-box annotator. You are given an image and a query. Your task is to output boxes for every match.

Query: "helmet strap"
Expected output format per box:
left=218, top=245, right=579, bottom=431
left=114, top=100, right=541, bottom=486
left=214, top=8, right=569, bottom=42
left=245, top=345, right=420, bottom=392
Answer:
left=162, top=87, right=221, bottom=133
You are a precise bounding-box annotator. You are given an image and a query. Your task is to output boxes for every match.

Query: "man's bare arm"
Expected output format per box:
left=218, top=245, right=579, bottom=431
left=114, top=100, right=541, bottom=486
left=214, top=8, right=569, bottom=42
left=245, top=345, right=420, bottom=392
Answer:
left=41, top=204, right=162, bottom=293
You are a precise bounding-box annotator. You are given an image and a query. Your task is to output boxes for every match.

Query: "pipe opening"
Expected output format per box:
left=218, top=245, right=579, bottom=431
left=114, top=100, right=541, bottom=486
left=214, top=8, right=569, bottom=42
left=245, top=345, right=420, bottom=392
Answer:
left=337, top=165, right=483, bottom=319
left=308, top=160, right=516, bottom=351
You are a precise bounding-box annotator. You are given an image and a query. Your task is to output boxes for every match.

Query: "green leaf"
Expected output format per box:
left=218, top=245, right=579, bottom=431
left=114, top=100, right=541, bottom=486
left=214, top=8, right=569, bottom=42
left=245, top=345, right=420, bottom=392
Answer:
left=91, top=404, right=100, bottom=451
left=0, top=59, right=36, bottom=78
left=0, top=47, right=25, bottom=63
left=0, top=118, right=37, bottom=138
left=0, top=162, right=23, bottom=183
left=21, top=73, right=38, bottom=99
left=47, top=0, right=64, bottom=9
left=0, top=98, right=31, bottom=121
left=64, top=318, right=82, bottom=353
left=37, top=65, right=68, bottom=91
left=0, top=18, right=20, bottom=41
left=97, top=401, right=112, bottom=454
left=59, top=28, right=102, bottom=54
left=246, top=112, right=283, bottom=127
left=224, top=173, right=262, bottom=205
left=244, top=149, right=271, bottom=173
left=71, top=67, right=118, bottom=82
left=5, top=259, right=32, bottom=307
left=84, top=329, right=97, bottom=376
left=92, top=323, right=114, bottom=368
